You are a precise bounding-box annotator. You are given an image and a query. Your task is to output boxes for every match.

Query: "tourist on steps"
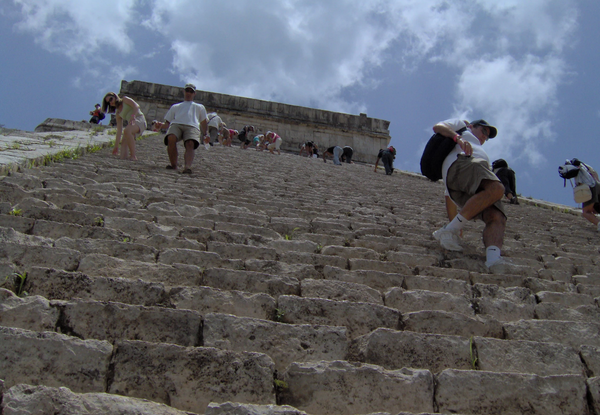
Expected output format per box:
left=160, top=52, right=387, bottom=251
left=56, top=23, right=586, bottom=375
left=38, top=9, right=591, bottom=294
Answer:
left=102, top=92, right=147, bottom=160
left=492, top=159, right=519, bottom=204
left=374, top=146, right=396, bottom=175
left=160, top=83, right=209, bottom=174
left=431, top=118, right=522, bottom=274
left=238, top=125, right=256, bottom=149
left=265, top=131, right=282, bottom=155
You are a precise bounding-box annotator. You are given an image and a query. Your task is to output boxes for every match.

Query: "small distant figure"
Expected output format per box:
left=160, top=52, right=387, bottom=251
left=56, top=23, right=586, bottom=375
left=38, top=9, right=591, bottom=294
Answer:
left=299, top=141, right=318, bottom=158
left=492, top=159, right=519, bottom=204
left=562, top=158, right=600, bottom=231
left=151, top=120, right=167, bottom=132
left=89, top=104, right=105, bottom=124
left=374, top=146, right=396, bottom=175
left=102, top=92, right=147, bottom=160
left=207, top=112, right=223, bottom=145
left=238, top=125, right=256, bottom=149
left=159, top=83, right=209, bottom=174
left=323, top=146, right=343, bottom=165
left=265, top=131, right=282, bottom=155
left=254, top=134, right=266, bottom=151
left=341, top=146, right=354, bottom=163
left=222, top=128, right=238, bottom=147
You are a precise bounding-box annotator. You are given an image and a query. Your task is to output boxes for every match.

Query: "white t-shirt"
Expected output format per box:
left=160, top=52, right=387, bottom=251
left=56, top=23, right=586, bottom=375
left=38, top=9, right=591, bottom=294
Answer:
left=440, top=118, right=491, bottom=185
left=165, top=101, right=207, bottom=130
left=207, top=113, right=222, bottom=129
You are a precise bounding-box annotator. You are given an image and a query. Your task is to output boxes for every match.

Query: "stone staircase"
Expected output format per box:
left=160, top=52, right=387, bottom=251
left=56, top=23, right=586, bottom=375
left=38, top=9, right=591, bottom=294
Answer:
left=1, top=132, right=600, bottom=414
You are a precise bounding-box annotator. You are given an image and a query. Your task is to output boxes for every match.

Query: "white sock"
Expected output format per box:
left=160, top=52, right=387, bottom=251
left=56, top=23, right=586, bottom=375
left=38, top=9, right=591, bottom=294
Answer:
left=446, top=214, right=467, bottom=233
left=486, top=246, right=501, bottom=265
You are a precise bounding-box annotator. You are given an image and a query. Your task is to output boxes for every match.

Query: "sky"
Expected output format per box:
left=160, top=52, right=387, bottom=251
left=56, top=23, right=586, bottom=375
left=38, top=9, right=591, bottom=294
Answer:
left=1, top=0, right=599, bottom=207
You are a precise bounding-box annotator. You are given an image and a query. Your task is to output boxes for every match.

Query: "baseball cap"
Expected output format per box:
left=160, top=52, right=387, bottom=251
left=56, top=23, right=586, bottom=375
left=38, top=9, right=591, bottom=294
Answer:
left=184, top=83, right=196, bottom=92
left=470, top=119, right=497, bottom=138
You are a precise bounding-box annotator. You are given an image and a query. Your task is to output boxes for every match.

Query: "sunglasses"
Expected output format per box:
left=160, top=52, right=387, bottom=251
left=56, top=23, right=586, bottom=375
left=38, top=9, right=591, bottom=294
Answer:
left=185, top=88, right=195, bottom=93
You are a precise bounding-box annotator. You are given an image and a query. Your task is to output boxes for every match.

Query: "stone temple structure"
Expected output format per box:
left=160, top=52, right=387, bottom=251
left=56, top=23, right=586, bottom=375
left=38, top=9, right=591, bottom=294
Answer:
left=1, top=98, right=600, bottom=414
left=118, top=79, right=391, bottom=163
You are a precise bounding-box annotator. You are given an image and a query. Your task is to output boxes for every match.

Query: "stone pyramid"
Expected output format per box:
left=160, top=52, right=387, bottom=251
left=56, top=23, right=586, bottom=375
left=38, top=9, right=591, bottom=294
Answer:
left=1, top=127, right=600, bottom=415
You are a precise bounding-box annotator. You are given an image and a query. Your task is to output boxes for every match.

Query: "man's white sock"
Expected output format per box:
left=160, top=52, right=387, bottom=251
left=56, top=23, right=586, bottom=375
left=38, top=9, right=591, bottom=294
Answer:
left=446, top=214, right=467, bottom=233
left=486, top=246, right=501, bottom=265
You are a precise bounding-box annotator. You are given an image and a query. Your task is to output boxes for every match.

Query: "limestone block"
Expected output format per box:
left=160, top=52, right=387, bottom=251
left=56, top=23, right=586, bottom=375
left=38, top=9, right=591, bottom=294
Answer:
left=244, top=260, right=319, bottom=280
left=417, top=266, right=470, bottom=281
left=158, top=248, right=237, bottom=269
left=310, top=219, right=351, bottom=234
left=144, top=233, right=206, bottom=250
left=435, top=369, right=588, bottom=415
left=349, top=258, right=413, bottom=274
left=472, top=297, right=535, bottom=321
left=349, top=328, right=472, bottom=373
left=0, top=226, right=52, bottom=246
left=204, top=313, right=348, bottom=372
left=534, top=302, right=600, bottom=323
left=320, top=245, right=379, bottom=260
left=54, top=236, right=158, bottom=262
left=538, top=268, right=574, bottom=282
left=209, top=229, right=248, bottom=245
left=385, top=251, right=439, bottom=268
left=268, top=239, right=319, bottom=254
left=402, top=310, right=503, bottom=338
left=573, top=274, right=600, bottom=286
left=0, top=289, right=59, bottom=331
left=109, top=341, right=275, bottom=414
left=279, top=252, right=348, bottom=269
left=280, top=361, right=434, bottom=415
left=470, top=272, right=526, bottom=287
left=26, top=267, right=168, bottom=306
left=208, top=241, right=277, bottom=261
left=79, top=254, right=203, bottom=286
left=587, top=376, right=600, bottom=415
left=353, top=227, right=392, bottom=238
left=158, top=215, right=215, bottom=229
left=475, top=337, right=585, bottom=376
left=385, top=288, right=473, bottom=315
left=0, top=326, right=112, bottom=392
left=32, top=219, right=128, bottom=240
left=322, top=266, right=405, bottom=292
left=204, top=268, right=299, bottom=296
left=0, top=215, right=35, bottom=233
left=206, top=402, right=309, bottom=415
left=403, top=274, right=471, bottom=296
left=21, top=206, right=98, bottom=226
left=146, top=221, right=180, bottom=237
left=301, top=278, right=383, bottom=304
left=0, top=242, right=80, bottom=271
left=1, top=384, right=192, bottom=415
left=170, top=286, right=275, bottom=319
left=217, top=222, right=282, bottom=240
left=536, top=290, right=595, bottom=307
left=277, top=295, right=401, bottom=338
left=504, top=319, right=600, bottom=350
left=472, top=284, right=535, bottom=303
left=577, top=284, right=600, bottom=297
left=57, top=299, right=202, bottom=347
left=179, top=225, right=213, bottom=243
left=523, top=277, right=575, bottom=293
left=578, top=345, right=600, bottom=377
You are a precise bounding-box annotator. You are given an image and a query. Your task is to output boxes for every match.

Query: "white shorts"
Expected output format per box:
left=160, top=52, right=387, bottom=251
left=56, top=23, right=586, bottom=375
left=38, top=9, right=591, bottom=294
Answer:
left=268, top=137, right=282, bottom=150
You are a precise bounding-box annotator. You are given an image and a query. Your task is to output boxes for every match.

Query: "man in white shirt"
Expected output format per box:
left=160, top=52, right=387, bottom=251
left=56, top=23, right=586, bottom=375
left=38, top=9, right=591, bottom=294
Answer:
left=161, top=84, right=209, bottom=174
left=431, top=119, right=519, bottom=274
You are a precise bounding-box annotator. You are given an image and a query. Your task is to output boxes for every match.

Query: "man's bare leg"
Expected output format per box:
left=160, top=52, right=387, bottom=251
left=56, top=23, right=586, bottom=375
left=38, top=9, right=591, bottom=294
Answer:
left=183, top=140, right=195, bottom=170
left=458, top=180, right=504, bottom=220
left=167, top=135, right=178, bottom=169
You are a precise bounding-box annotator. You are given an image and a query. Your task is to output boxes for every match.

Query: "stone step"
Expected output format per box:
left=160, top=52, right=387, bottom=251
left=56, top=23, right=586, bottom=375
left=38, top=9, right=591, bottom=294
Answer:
left=504, top=319, right=600, bottom=350
left=277, top=295, right=401, bottom=338
left=402, top=310, right=503, bottom=338
left=279, top=361, right=434, bottom=415
left=0, top=326, right=112, bottom=393
left=385, top=288, right=474, bottom=316
left=435, top=369, right=588, bottom=415
left=300, top=278, right=383, bottom=305
left=349, top=328, right=585, bottom=377
left=204, top=312, right=348, bottom=372
left=108, top=340, right=275, bottom=414
left=204, top=268, right=300, bottom=296
left=2, top=384, right=193, bottom=415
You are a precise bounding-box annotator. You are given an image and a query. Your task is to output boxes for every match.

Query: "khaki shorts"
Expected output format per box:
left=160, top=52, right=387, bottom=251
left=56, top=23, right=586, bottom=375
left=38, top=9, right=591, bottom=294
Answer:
left=130, top=114, right=147, bottom=137
left=446, top=154, right=506, bottom=219
left=164, top=123, right=200, bottom=149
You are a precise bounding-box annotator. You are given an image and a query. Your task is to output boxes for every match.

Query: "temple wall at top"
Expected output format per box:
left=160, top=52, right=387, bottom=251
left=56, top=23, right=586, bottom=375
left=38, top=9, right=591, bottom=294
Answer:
left=119, top=80, right=392, bottom=163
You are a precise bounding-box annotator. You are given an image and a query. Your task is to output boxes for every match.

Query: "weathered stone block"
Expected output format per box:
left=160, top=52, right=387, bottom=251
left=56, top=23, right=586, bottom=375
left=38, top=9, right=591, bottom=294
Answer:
left=504, top=319, right=600, bottom=350
left=349, top=258, right=412, bottom=274
left=402, top=310, right=503, bottom=338
left=0, top=289, right=59, bottom=331
left=109, top=340, right=275, bottom=413
left=322, top=266, right=405, bottom=292
left=301, top=278, right=383, bottom=304
left=208, top=241, right=277, bottom=260
left=204, top=313, right=348, bottom=372
left=536, top=290, right=595, bottom=307
left=403, top=274, right=471, bottom=296
left=206, top=402, right=309, bottom=415
left=204, top=268, right=299, bottom=296
left=277, top=295, right=401, bottom=338
left=435, top=369, right=588, bottom=415
left=385, top=288, right=473, bottom=315
left=0, top=326, right=112, bottom=392
left=349, top=328, right=472, bottom=373
left=280, top=361, right=434, bottom=415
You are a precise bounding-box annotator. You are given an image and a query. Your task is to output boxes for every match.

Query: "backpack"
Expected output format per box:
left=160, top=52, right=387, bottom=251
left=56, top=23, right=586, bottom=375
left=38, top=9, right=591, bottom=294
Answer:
left=420, top=127, right=467, bottom=181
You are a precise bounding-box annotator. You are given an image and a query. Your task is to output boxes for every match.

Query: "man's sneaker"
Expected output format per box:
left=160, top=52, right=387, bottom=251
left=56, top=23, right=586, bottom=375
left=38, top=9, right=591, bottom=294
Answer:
left=433, top=227, right=463, bottom=251
left=485, top=257, right=526, bottom=275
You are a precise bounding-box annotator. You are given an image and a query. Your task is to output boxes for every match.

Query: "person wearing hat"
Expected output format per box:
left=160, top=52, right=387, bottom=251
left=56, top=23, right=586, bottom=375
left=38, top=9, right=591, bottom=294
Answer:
left=374, top=146, right=396, bottom=175
left=492, top=159, right=519, bottom=204
left=430, top=118, right=519, bottom=274
left=160, top=83, right=209, bottom=174
left=89, top=104, right=105, bottom=124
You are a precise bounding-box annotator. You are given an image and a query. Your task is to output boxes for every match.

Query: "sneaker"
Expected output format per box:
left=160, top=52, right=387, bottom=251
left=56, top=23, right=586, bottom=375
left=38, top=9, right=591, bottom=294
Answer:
left=485, top=257, right=526, bottom=275
left=204, top=143, right=210, bottom=150
left=433, top=226, right=463, bottom=251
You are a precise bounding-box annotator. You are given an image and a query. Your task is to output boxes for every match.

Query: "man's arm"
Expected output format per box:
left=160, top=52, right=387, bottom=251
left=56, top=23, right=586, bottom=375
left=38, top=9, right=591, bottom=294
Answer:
left=374, top=157, right=380, bottom=172
left=433, top=122, right=473, bottom=156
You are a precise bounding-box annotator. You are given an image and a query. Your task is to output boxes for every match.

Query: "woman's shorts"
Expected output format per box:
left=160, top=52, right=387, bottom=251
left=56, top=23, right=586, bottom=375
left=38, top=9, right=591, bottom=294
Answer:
left=129, top=114, right=147, bottom=138
left=268, top=137, right=282, bottom=151
left=164, top=123, right=200, bottom=149
left=446, top=154, right=506, bottom=218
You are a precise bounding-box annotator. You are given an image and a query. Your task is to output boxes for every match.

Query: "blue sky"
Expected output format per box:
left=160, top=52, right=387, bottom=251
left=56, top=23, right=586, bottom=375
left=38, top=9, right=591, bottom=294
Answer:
left=1, top=0, right=598, bottom=207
